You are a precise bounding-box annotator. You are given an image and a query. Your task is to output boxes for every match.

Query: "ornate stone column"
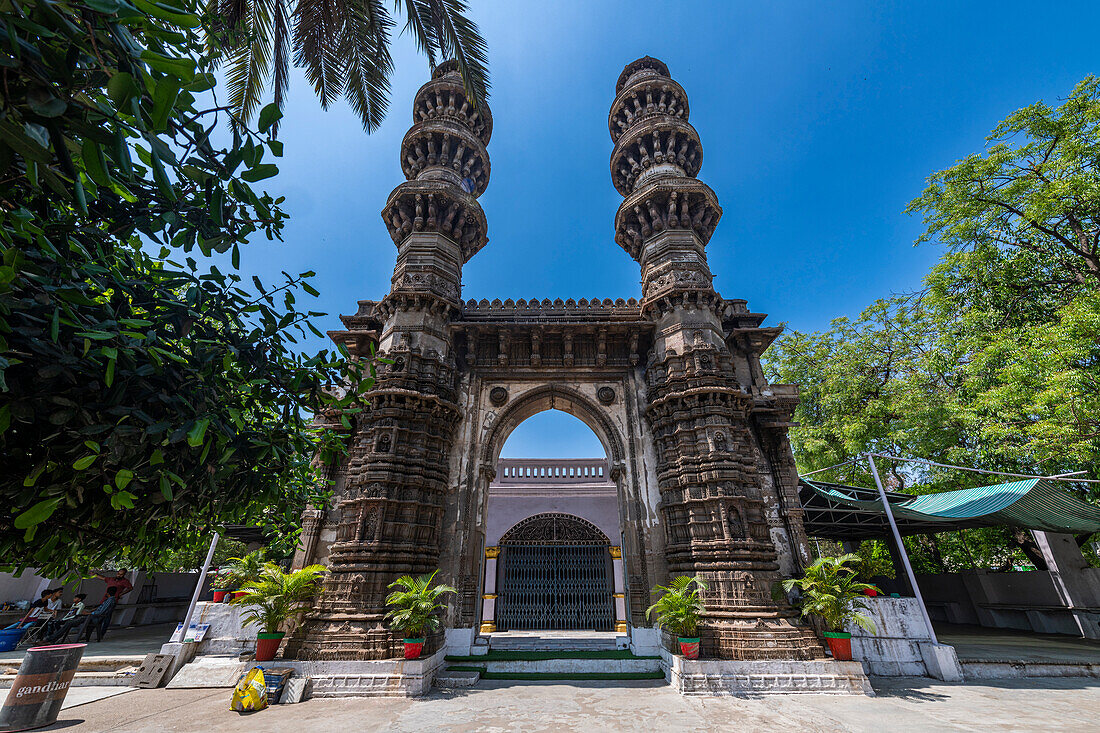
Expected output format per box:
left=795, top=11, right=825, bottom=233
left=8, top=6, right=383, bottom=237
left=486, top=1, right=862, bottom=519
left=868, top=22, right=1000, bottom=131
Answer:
left=287, top=61, right=492, bottom=661
left=609, top=57, right=822, bottom=661
left=480, top=546, right=500, bottom=633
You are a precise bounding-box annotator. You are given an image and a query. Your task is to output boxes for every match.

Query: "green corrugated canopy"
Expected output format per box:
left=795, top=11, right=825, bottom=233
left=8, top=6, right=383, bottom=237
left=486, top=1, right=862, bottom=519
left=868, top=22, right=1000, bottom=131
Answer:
left=800, top=477, right=1100, bottom=540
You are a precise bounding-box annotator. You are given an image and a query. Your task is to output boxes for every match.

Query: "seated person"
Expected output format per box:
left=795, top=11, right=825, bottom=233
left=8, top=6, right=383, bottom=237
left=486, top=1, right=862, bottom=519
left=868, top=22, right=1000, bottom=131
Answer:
left=82, top=586, right=119, bottom=643
left=46, top=587, right=118, bottom=643
left=61, top=593, right=87, bottom=621
left=24, top=589, right=53, bottom=622
left=39, top=588, right=65, bottom=639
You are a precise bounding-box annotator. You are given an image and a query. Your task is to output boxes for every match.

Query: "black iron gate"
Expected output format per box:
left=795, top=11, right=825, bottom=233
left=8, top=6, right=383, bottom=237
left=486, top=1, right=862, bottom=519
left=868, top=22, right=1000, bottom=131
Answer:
left=497, top=544, right=614, bottom=631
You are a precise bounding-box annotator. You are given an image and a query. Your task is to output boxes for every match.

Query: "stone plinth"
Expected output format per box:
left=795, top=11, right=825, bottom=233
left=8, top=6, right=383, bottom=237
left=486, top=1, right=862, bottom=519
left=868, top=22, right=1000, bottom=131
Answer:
left=278, top=650, right=446, bottom=697
left=844, top=597, right=962, bottom=680
left=845, top=597, right=930, bottom=676
left=661, top=650, right=874, bottom=696
left=182, top=602, right=258, bottom=657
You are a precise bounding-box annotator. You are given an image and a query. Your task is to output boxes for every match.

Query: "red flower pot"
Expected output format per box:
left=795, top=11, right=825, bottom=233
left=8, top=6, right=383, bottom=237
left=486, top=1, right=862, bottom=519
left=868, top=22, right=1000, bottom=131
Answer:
left=255, top=632, right=285, bottom=662
left=678, top=637, right=700, bottom=659
left=231, top=591, right=249, bottom=601
left=824, top=631, right=852, bottom=661
left=403, top=639, right=425, bottom=659
left=863, top=588, right=878, bottom=597
left=211, top=589, right=229, bottom=602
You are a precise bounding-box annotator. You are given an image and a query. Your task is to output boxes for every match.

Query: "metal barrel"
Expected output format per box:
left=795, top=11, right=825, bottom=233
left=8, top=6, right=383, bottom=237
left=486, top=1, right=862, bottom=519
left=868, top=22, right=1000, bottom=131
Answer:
left=0, top=643, right=86, bottom=732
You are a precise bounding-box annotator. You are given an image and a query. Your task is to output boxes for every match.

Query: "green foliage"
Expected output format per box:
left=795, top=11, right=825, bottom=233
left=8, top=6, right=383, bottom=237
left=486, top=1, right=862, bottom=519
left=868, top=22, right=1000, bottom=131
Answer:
left=907, top=76, right=1100, bottom=288
left=206, top=0, right=490, bottom=133
left=383, top=569, right=455, bottom=639
left=645, top=575, right=707, bottom=639
left=783, top=554, right=878, bottom=633
left=0, top=1, right=374, bottom=578
left=853, top=541, right=896, bottom=581
left=232, top=562, right=326, bottom=634
left=765, top=76, right=1100, bottom=571
left=223, top=549, right=267, bottom=587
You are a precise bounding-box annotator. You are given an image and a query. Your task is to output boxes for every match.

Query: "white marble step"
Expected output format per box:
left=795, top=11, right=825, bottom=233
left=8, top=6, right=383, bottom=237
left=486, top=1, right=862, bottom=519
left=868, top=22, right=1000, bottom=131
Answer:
left=477, top=657, right=661, bottom=674
left=434, top=669, right=481, bottom=688
left=488, top=633, right=624, bottom=652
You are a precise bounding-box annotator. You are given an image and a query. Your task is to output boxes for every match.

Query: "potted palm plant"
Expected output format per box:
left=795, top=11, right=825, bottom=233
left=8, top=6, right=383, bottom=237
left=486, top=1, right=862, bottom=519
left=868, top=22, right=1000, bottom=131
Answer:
left=232, top=563, right=326, bottom=661
left=224, top=549, right=267, bottom=600
left=782, top=553, right=878, bottom=661
left=646, top=576, right=707, bottom=659
left=210, top=568, right=233, bottom=602
left=384, top=570, right=455, bottom=660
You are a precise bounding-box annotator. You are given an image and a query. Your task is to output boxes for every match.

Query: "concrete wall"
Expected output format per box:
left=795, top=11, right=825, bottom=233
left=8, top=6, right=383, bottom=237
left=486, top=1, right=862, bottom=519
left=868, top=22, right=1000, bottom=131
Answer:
left=844, top=597, right=931, bottom=676
left=0, top=569, right=205, bottom=627
left=486, top=491, right=620, bottom=546
left=0, top=570, right=52, bottom=610
left=918, top=566, right=1100, bottom=638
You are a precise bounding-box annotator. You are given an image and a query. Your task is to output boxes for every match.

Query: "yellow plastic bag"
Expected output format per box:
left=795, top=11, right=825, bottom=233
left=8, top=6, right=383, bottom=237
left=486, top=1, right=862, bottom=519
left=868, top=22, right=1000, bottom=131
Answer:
left=230, top=666, right=268, bottom=713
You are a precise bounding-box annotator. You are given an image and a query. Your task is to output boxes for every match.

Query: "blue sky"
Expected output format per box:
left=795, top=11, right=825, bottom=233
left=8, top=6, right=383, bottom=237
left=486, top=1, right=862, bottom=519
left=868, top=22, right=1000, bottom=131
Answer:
left=230, top=1, right=1099, bottom=458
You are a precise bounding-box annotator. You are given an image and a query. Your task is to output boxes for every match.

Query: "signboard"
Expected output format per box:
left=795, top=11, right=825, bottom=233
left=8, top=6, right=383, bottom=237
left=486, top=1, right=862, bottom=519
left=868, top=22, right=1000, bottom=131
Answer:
left=169, top=622, right=210, bottom=643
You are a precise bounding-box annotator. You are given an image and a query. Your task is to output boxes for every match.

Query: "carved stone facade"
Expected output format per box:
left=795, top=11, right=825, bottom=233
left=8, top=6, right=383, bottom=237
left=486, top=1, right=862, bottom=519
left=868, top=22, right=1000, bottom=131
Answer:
left=289, top=57, right=823, bottom=663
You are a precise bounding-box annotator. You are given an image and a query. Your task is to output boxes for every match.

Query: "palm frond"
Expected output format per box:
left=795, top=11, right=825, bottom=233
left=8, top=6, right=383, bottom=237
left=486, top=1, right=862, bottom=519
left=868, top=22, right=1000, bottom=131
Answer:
left=340, top=0, right=395, bottom=132
left=271, top=0, right=292, bottom=134
left=426, top=0, right=489, bottom=108
left=293, top=0, right=347, bottom=108
left=220, top=0, right=277, bottom=124
left=398, top=0, right=438, bottom=68
left=384, top=569, right=455, bottom=637
left=784, top=554, right=880, bottom=633
left=646, top=575, right=706, bottom=637
left=232, top=563, right=326, bottom=634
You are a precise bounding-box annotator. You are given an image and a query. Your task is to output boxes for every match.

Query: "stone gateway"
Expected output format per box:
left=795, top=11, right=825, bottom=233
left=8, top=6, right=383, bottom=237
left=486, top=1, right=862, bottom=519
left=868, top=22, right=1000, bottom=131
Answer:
left=287, top=57, right=826, bottom=666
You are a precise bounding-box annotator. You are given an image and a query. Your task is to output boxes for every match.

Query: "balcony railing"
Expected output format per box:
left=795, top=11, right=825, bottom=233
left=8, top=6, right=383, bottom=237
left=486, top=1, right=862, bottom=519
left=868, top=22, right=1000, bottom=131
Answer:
left=494, top=458, right=610, bottom=484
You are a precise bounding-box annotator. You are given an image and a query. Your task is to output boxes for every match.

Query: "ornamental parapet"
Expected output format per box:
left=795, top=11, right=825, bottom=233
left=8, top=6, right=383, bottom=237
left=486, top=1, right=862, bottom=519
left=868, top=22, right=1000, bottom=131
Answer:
left=458, top=297, right=644, bottom=322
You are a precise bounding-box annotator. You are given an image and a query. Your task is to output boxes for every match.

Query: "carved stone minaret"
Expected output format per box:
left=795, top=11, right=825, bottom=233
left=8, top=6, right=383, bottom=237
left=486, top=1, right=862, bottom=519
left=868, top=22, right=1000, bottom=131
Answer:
left=611, top=57, right=823, bottom=660
left=288, top=61, right=491, bottom=660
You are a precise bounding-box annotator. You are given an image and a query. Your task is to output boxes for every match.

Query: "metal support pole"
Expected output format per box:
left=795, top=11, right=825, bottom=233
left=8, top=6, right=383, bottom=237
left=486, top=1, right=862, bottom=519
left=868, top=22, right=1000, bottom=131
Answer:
left=179, top=531, right=219, bottom=640
left=866, top=455, right=938, bottom=645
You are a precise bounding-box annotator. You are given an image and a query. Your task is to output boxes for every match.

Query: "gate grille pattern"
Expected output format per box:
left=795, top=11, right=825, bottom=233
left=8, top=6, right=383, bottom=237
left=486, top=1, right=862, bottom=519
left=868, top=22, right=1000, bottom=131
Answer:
left=497, top=544, right=614, bottom=631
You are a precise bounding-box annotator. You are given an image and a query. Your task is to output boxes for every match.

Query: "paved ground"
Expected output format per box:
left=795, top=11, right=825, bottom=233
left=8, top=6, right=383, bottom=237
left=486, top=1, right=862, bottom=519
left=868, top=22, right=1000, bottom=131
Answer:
left=0, top=623, right=173, bottom=668
left=935, top=623, right=1100, bottom=663
left=37, top=676, right=1100, bottom=733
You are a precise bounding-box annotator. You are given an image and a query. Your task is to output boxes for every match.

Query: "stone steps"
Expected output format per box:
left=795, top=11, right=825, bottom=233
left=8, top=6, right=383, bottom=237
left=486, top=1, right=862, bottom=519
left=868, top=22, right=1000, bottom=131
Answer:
left=454, top=656, right=662, bottom=675
left=960, top=659, right=1100, bottom=679
left=0, top=655, right=147, bottom=689
left=486, top=634, right=625, bottom=653
left=434, top=668, right=481, bottom=688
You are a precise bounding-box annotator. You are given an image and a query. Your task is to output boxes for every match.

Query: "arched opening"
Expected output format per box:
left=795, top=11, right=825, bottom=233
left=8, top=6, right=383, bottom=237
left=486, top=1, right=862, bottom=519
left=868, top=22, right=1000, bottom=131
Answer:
left=497, top=514, right=615, bottom=631
left=483, top=398, right=625, bottom=633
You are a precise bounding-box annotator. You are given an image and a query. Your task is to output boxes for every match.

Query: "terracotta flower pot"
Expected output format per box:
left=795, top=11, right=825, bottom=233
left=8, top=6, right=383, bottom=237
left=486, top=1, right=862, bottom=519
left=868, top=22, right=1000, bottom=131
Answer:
left=255, top=632, right=285, bottom=662
left=824, top=631, right=852, bottom=661
left=403, top=638, right=425, bottom=659
left=211, top=589, right=229, bottom=602
left=678, top=637, right=700, bottom=659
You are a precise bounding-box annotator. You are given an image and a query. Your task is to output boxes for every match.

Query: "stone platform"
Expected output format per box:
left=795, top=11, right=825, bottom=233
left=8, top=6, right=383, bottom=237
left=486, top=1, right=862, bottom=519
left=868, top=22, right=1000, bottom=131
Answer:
left=486, top=631, right=627, bottom=653
left=660, top=650, right=874, bottom=696
left=280, top=650, right=447, bottom=697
